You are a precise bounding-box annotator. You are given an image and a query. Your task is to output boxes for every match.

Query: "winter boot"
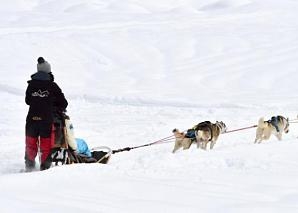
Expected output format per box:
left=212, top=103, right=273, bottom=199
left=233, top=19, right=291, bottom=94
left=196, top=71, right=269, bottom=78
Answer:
left=40, top=155, right=52, bottom=171
left=25, top=155, right=36, bottom=172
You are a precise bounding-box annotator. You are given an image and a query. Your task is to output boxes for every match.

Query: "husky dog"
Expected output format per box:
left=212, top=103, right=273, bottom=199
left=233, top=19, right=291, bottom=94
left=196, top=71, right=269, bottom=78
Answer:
left=254, top=115, right=289, bottom=143
left=195, top=121, right=227, bottom=150
left=172, top=129, right=194, bottom=153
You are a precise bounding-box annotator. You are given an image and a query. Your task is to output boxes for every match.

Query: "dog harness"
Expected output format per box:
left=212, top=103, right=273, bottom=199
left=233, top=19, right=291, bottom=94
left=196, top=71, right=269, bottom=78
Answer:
left=269, top=116, right=280, bottom=132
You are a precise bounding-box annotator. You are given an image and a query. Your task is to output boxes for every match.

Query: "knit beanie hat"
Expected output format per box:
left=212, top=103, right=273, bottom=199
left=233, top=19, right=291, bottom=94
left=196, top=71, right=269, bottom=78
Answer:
left=37, top=57, right=51, bottom=73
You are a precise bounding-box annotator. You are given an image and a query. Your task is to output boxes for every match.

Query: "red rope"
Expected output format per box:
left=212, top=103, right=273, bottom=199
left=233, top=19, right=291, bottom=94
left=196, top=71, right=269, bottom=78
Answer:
left=224, top=125, right=257, bottom=134
left=112, top=134, right=176, bottom=154
left=150, top=134, right=176, bottom=145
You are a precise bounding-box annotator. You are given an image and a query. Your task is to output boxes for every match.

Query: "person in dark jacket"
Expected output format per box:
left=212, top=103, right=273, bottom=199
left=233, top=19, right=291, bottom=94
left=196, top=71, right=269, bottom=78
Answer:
left=25, top=57, right=68, bottom=171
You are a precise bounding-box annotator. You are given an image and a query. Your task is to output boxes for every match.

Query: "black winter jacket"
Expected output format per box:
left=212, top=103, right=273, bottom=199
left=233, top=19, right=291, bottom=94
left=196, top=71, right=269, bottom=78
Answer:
left=25, top=72, right=68, bottom=123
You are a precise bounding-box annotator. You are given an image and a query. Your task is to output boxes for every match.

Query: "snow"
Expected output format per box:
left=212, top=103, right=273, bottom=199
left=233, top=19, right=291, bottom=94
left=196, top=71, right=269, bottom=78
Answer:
left=1, top=0, right=298, bottom=212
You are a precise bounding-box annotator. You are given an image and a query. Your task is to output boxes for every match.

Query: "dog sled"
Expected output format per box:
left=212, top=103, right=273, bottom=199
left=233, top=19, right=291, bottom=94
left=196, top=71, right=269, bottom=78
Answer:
left=20, top=146, right=112, bottom=173
left=51, top=112, right=112, bottom=167
left=51, top=146, right=112, bottom=166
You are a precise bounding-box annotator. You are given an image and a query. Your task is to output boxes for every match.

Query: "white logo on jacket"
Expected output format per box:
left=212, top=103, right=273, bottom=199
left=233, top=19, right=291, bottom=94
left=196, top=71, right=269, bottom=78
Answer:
left=32, top=90, right=50, bottom=97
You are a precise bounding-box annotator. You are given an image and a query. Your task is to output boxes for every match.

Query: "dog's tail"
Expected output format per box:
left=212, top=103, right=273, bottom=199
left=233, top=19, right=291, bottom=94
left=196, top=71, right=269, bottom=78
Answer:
left=258, top=117, right=267, bottom=129
left=172, top=129, right=184, bottom=138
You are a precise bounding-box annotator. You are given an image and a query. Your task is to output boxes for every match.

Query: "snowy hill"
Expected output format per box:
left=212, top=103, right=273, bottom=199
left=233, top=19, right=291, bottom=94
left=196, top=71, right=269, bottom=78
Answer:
left=1, top=0, right=298, bottom=212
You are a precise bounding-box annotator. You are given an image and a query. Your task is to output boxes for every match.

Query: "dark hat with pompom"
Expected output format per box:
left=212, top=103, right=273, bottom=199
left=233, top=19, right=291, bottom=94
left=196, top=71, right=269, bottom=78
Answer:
left=37, top=57, right=51, bottom=73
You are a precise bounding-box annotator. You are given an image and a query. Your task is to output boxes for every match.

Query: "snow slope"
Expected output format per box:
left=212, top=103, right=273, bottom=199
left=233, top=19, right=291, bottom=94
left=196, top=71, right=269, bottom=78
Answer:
left=1, top=0, right=298, bottom=212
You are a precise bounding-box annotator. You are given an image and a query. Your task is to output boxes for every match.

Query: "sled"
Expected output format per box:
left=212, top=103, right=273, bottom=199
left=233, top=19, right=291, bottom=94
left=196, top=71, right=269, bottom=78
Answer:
left=51, top=146, right=112, bottom=165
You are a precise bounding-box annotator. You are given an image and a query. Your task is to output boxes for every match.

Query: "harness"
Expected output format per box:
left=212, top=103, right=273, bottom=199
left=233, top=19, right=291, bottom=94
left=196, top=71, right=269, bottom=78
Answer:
left=268, top=116, right=280, bottom=132
left=185, top=129, right=197, bottom=141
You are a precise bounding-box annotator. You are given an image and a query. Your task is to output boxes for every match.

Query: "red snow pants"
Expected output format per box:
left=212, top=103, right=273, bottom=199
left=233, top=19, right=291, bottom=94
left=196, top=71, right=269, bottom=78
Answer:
left=25, top=121, right=55, bottom=166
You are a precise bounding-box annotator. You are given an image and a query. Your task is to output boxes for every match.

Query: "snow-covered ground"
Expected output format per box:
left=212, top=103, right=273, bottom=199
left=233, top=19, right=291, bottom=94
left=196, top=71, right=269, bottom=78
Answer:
left=1, top=0, right=298, bottom=212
